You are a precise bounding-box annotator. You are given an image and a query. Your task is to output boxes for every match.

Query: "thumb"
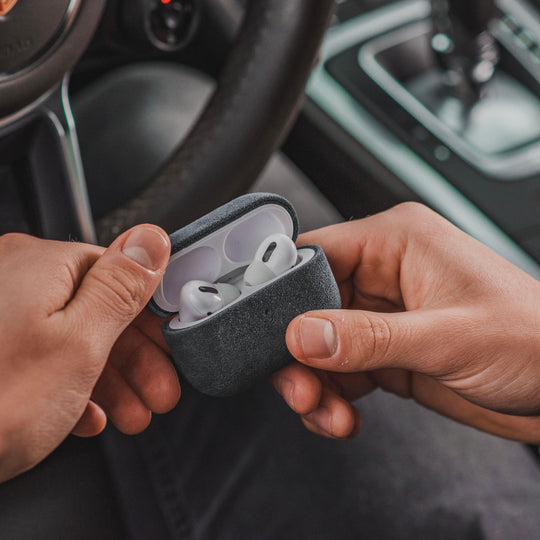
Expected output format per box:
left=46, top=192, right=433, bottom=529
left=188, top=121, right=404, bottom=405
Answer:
left=65, top=225, right=170, bottom=349
left=286, top=309, right=466, bottom=376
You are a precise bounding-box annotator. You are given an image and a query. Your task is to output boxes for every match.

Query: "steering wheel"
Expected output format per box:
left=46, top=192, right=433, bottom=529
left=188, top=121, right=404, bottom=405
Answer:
left=0, top=0, right=334, bottom=245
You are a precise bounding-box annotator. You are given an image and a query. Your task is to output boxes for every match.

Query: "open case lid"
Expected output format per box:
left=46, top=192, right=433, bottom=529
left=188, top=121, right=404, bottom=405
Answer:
left=149, top=193, right=299, bottom=318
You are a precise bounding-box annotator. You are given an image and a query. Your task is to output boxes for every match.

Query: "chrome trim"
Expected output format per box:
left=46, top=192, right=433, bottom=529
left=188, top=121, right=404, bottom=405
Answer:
left=498, top=0, right=540, bottom=40
left=43, top=76, right=97, bottom=244
left=0, top=0, right=82, bottom=80
left=307, top=0, right=540, bottom=279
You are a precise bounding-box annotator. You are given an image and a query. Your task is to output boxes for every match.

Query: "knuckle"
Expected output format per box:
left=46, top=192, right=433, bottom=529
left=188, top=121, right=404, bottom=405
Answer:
left=0, top=232, right=32, bottom=252
left=392, top=202, right=440, bottom=227
left=343, top=313, right=393, bottom=369
left=393, top=202, right=442, bottom=229
left=390, top=202, right=450, bottom=239
left=392, top=201, right=433, bottom=220
left=90, top=267, right=147, bottom=317
left=367, top=315, right=393, bottom=364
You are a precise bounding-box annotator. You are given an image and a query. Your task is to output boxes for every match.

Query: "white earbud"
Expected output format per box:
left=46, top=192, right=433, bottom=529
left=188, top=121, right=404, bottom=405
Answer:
left=179, top=280, right=241, bottom=322
left=244, top=233, right=298, bottom=287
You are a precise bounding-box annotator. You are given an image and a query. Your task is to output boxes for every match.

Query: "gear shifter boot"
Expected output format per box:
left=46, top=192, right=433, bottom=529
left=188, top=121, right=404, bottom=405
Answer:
left=359, top=19, right=540, bottom=180
left=406, top=68, right=540, bottom=155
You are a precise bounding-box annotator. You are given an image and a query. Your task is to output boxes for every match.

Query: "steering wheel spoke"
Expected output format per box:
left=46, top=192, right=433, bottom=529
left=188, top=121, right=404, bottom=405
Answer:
left=0, top=79, right=96, bottom=243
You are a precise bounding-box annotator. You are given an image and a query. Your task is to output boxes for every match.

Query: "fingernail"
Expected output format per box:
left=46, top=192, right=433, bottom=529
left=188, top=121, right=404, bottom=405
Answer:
left=122, top=227, right=169, bottom=270
left=299, top=317, right=337, bottom=360
left=306, top=407, right=333, bottom=435
left=276, top=378, right=295, bottom=409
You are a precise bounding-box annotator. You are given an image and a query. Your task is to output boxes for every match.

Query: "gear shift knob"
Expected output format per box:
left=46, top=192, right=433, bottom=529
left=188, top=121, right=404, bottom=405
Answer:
left=431, top=0, right=499, bottom=103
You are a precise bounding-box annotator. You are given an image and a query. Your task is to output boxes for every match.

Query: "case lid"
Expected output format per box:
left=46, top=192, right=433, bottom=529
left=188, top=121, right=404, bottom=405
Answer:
left=150, top=193, right=299, bottom=318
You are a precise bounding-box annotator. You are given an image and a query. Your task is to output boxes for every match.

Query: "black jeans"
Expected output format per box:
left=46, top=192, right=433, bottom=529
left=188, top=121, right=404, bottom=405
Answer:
left=103, top=381, right=540, bottom=540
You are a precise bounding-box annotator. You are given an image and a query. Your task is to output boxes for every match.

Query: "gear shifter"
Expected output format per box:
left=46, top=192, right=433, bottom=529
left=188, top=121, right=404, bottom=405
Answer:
left=430, top=0, right=499, bottom=104
left=352, top=0, right=540, bottom=178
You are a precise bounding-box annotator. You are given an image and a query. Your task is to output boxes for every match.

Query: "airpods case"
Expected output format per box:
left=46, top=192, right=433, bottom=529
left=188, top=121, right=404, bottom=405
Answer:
left=149, top=193, right=342, bottom=397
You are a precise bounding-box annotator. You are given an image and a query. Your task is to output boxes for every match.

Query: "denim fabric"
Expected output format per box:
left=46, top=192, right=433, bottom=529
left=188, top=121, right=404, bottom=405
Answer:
left=103, top=382, right=540, bottom=540
left=0, top=435, right=126, bottom=540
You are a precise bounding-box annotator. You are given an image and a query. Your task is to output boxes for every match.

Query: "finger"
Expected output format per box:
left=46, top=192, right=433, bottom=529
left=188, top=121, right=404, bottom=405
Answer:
left=367, top=368, right=416, bottom=400
left=61, top=225, right=170, bottom=357
left=302, top=416, right=335, bottom=439
left=271, top=363, right=323, bottom=415
left=302, top=388, right=361, bottom=440
left=91, top=363, right=152, bottom=435
left=297, top=221, right=375, bottom=283
left=132, top=308, right=171, bottom=353
left=109, top=326, right=181, bottom=414
left=286, top=308, right=469, bottom=377
left=326, top=371, right=378, bottom=402
left=296, top=212, right=406, bottom=291
left=409, top=374, right=540, bottom=445
left=71, top=401, right=107, bottom=438
left=297, top=204, right=458, bottom=310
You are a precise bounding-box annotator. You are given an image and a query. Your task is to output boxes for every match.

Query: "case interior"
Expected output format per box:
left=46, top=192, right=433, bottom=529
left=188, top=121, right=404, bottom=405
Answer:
left=152, top=203, right=308, bottom=327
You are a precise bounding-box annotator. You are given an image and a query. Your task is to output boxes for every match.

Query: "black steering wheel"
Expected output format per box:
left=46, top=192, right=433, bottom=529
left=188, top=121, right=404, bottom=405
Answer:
left=0, top=0, right=334, bottom=245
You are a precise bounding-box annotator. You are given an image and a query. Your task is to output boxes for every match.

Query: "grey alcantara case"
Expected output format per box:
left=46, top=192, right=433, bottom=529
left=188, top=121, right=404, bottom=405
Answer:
left=149, top=193, right=342, bottom=397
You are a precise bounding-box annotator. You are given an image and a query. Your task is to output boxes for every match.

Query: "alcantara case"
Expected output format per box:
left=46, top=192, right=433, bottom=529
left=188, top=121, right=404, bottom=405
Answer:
left=149, top=193, right=342, bottom=397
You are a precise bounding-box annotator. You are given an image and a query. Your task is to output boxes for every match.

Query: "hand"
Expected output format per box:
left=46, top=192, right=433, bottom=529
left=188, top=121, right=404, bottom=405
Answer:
left=272, top=203, right=540, bottom=443
left=0, top=226, right=180, bottom=483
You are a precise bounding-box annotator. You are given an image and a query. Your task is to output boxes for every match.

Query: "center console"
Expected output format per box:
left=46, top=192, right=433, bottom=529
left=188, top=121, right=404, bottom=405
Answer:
left=305, top=0, right=540, bottom=278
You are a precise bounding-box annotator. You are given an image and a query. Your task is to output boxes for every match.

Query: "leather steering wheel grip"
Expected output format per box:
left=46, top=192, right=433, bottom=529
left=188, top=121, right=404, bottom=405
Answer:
left=95, top=0, right=335, bottom=246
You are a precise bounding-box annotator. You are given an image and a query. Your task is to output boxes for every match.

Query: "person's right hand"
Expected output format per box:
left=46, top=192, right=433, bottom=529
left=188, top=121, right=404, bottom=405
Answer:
left=272, top=203, right=540, bottom=443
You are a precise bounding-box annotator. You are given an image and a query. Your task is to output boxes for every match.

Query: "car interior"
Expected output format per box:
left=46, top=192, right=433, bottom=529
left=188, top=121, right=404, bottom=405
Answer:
left=1, top=0, right=540, bottom=537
